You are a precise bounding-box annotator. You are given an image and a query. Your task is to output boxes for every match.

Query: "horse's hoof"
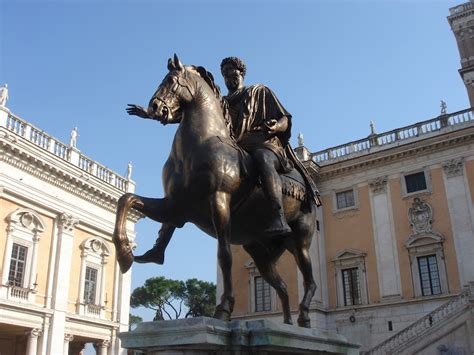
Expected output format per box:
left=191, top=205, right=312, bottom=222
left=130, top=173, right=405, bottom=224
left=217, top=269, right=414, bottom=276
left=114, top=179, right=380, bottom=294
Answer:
left=117, top=249, right=134, bottom=273
left=297, top=316, right=311, bottom=328
left=134, top=247, right=165, bottom=265
left=213, top=305, right=231, bottom=322
left=284, top=318, right=294, bottom=326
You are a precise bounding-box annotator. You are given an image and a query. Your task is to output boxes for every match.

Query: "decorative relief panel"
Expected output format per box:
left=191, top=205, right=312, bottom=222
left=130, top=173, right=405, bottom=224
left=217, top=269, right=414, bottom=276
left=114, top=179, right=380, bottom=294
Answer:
left=408, top=197, right=433, bottom=235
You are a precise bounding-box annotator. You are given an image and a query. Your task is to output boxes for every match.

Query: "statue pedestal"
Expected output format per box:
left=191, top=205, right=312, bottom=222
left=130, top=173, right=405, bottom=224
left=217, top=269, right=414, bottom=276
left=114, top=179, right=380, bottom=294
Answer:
left=119, top=317, right=360, bottom=354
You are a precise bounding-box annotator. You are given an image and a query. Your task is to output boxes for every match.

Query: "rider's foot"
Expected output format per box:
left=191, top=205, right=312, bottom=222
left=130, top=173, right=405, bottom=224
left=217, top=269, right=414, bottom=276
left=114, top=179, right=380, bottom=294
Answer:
left=263, top=209, right=292, bottom=237
left=134, top=244, right=165, bottom=265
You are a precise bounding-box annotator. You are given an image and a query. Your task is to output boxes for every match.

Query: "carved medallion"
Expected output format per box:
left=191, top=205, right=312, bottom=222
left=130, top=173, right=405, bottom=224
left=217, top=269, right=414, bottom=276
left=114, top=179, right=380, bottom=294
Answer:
left=408, top=197, right=432, bottom=234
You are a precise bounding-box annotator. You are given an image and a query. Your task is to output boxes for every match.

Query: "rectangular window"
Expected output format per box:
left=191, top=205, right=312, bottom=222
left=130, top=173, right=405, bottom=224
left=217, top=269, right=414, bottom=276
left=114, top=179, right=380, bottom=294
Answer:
left=336, top=190, right=355, bottom=209
left=255, top=276, right=271, bottom=312
left=417, top=255, right=441, bottom=296
left=8, top=243, right=28, bottom=287
left=84, top=266, right=98, bottom=304
left=405, top=172, right=427, bottom=193
left=342, top=268, right=361, bottom=306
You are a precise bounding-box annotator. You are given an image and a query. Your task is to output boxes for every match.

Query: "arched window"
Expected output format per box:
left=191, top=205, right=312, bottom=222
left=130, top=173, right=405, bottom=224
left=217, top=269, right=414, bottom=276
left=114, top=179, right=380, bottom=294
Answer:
left=1, top=208, right=45, bottom=302
left=77, top=237, right=111, bottom=318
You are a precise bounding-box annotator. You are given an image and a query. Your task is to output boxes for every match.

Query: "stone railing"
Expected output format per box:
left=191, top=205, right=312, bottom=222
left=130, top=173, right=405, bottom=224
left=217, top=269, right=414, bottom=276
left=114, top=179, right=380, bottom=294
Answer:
left=312, top=108, right=474, bottom=164
left=449, top=1, right=473, bottom=15
left=365, top=288, right=472, bottom=355
left=86, top=303, right=102, bottom=317
left=2, top=111, right=131, bottom=192
left=7, top=284, right=32, bottom=301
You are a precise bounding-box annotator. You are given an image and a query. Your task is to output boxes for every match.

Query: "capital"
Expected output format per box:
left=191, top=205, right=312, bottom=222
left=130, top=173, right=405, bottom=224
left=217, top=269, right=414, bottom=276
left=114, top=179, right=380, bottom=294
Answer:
left=442, top=158, right=464, bottom=178
left=58, top=213, right=79, bottom=232
left=369, top=176, right=388, bottom=194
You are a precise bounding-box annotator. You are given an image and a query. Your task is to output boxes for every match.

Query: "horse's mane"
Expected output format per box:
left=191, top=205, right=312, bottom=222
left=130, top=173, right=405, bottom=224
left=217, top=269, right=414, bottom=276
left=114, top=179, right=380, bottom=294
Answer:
left=188, top=65, right=234, bottom=140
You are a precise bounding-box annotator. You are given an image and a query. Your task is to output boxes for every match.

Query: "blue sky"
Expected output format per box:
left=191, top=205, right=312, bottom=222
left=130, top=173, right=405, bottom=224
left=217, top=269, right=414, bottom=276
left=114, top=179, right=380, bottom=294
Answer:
left=1, top=0, right=468, bottom=325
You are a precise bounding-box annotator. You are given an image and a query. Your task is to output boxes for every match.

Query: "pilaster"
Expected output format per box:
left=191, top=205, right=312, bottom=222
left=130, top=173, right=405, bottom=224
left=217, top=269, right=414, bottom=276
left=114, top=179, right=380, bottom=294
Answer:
left=48, top=212, right=79, bottom=354
left=368, top=176, right=402, bottom=300
left=442, top=158, right=474, bottom=286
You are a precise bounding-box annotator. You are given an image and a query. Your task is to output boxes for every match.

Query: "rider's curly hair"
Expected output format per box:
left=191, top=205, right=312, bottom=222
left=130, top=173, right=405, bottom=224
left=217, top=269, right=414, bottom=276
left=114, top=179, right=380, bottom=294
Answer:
left=220, top=57, right=247, bottom=77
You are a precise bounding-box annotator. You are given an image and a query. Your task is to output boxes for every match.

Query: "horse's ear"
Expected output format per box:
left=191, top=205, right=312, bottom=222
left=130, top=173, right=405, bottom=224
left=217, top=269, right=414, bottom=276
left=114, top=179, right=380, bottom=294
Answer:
left=174, top=54, right=184, bottom=71
left=167, top=57, right=174, bottom=71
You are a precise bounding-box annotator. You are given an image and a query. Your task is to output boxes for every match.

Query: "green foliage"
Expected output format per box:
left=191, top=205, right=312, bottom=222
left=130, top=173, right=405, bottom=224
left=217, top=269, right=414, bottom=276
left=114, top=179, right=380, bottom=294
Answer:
left=183, top=278, right=216, bottom=318
left=131, top=276, right=216, bottom=320
left=129, top=313, right=143, bottom=331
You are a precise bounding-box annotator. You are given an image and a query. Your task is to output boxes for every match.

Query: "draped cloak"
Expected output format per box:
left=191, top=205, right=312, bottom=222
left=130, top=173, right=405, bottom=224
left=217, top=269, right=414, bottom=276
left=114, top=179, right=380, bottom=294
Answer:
left=224, top=84, right=321, bottom=206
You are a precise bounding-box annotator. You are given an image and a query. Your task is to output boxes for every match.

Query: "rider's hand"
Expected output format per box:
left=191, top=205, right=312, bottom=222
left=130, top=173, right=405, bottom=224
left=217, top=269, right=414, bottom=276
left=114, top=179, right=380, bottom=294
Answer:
left=265, top=116, right=288, bottom=135
left=126, top=104, right=150, bottom=119
left=265, top=119, right=278, bottom=135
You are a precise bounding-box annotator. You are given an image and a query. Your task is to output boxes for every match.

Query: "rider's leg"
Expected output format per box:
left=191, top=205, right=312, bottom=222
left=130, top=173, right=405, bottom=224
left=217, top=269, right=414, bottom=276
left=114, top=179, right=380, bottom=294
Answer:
left=134, top=223, right=176, bottom=265
left=252, top=149, right=291, bottom=236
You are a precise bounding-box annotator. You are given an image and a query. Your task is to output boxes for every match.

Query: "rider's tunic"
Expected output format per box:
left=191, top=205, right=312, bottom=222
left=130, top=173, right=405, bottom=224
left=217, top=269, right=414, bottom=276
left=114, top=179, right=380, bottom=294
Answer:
left=224, top=84, right=293, bottom=172
left=224, top=84, right=321, bottom=206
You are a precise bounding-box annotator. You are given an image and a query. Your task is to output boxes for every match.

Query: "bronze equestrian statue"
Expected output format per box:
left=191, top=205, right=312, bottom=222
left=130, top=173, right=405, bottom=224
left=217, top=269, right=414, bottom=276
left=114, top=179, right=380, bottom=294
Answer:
left=113, top=55, right=321, bottom=327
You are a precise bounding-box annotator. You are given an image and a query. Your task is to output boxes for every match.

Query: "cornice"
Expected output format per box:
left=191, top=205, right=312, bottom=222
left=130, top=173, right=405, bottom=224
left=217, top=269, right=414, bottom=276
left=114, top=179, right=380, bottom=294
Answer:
left=0, top=138, right=142, bottom=222
left=317, top=127, right=474, bottom=181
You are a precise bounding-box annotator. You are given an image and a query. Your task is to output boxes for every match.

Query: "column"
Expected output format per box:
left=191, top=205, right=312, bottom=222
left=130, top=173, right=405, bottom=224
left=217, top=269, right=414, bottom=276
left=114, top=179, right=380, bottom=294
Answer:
left=48, top=213, right=79, bottom=354
left=442, top=158, right=474, bottom=286
left=64, top=334, right=74, bottom=355
left=95, top=340, right=110, bottom=355
left=368, top=176, right=402, bottom=299
left=26, top=329, right=42, bottom=355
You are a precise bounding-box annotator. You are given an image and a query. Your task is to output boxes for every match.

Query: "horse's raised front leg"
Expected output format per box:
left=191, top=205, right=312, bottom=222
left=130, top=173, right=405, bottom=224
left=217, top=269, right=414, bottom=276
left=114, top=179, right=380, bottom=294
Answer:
left=210, top=191, right=234, bottom=322
left=134, top=223, right=176, bottom=265
left=113, top=193, right=173, bottom=273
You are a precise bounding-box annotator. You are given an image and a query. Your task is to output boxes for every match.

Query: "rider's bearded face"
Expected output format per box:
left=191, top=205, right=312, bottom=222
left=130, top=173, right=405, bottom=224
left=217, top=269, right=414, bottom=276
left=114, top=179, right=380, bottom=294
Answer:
left=222, top=64, right=243, bottom=92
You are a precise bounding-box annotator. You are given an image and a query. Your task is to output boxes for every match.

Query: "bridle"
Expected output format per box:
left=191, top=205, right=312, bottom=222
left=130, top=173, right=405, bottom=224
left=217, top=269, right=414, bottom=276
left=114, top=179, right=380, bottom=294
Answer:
left=155, top=69, right=195, bottom=112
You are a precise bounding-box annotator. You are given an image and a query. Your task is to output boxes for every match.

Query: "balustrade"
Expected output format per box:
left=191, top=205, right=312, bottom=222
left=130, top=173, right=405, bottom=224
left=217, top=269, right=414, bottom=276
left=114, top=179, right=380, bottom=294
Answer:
left=312, top=108, right=474, bottom=164
left=366, top=289, right=471, bottom=354
left=2, top=112, right=128, bottom=192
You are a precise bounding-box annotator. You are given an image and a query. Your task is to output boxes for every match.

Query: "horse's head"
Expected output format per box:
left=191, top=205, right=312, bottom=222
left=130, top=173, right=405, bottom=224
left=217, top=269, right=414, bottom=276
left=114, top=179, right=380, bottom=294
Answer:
left=147, top=54, right=195, bottom=124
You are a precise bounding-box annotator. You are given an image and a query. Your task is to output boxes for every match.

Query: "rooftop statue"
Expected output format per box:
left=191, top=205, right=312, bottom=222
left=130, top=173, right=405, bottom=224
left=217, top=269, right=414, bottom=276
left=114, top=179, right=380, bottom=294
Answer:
left=113, top=55, right=320, bottom=327
left=0, top=84, right=9, bottom=107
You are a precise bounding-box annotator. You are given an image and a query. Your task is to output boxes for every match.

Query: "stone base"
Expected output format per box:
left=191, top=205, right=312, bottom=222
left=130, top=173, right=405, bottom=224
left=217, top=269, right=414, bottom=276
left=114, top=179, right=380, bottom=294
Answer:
left=119, top=317, right=360, bottom=354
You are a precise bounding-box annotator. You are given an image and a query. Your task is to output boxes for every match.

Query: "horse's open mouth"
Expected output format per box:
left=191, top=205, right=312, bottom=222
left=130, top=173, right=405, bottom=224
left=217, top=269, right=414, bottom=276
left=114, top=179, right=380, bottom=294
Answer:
left=159, top=108, right=182, bottom=125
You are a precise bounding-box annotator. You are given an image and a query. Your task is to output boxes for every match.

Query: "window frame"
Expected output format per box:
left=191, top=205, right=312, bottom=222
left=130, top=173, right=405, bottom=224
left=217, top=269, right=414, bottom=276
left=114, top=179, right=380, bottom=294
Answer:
left=8, top=243, right=29, bottom=287
left=254, top=275, right=272, bottom=312
left=244, top=260, right=276, bottom=314
left=332, top=249, right=368, bottom=308
left=417, top=255, right=442, bottom=296
left=332, top=187, right=359, bottom=213
left=401, top=169, right=432, bottom=197
left=405, top=233, right=448, bottom=298
left=341, top=267, right=362, bottom=306
left=1, top=208, right=45, bottom=302
left=77, top=237, right=111, bottom=318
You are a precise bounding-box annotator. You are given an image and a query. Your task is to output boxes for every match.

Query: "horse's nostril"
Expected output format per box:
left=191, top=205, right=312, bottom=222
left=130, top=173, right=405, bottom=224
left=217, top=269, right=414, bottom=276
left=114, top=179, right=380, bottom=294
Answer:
left=153, top=103, right=158, bottom=112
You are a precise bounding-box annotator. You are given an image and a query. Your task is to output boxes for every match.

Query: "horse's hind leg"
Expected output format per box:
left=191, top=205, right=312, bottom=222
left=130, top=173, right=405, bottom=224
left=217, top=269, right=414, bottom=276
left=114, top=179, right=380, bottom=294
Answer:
left=243, top=242, right=292, bottom=325
left=113, top=193, right=172, bottom=273
left=287, top=210, right=317, bottom=328
left=210, top=191, right=234, bottom=321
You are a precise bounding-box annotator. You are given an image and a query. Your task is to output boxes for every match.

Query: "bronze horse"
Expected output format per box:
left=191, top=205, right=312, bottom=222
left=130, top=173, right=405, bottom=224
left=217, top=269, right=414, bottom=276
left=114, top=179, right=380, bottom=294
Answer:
left=113, top=55, right=317, bottom=327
